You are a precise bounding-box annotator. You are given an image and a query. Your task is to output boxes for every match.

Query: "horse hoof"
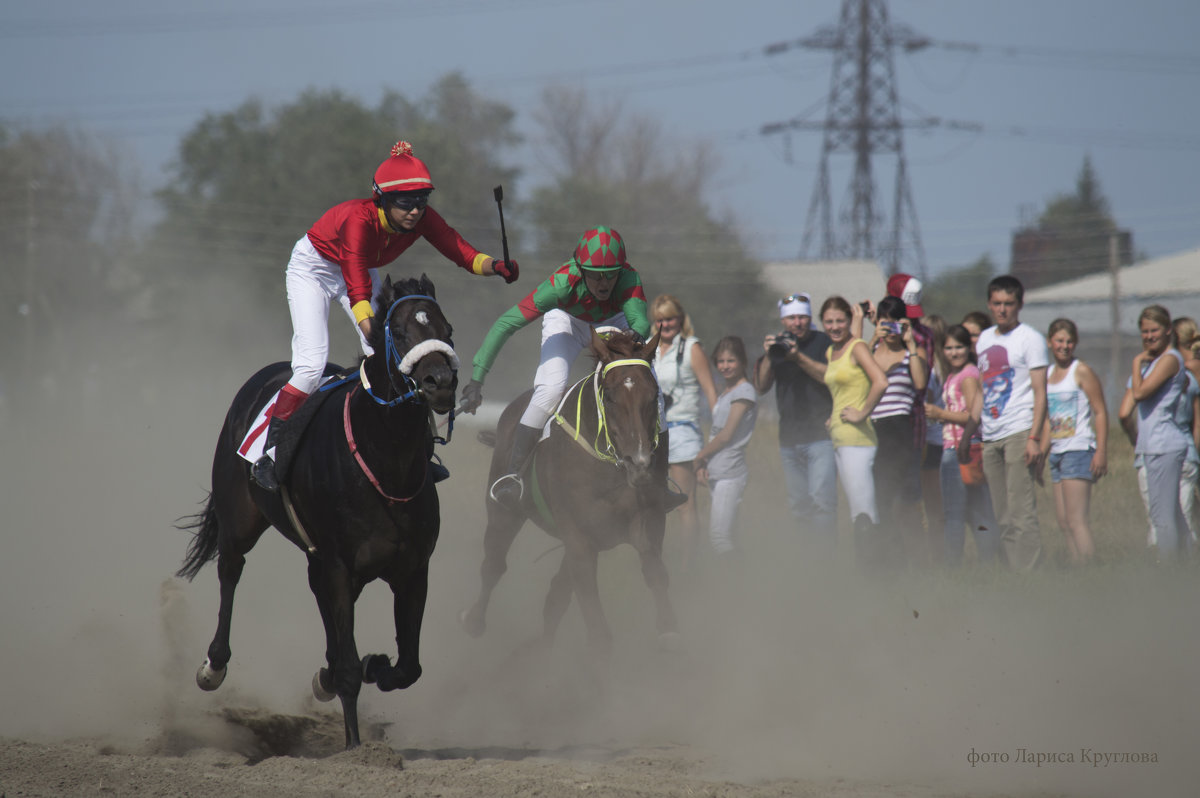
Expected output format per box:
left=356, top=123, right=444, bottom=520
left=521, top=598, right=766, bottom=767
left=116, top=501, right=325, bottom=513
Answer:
left=196, top=658, right=227, bottom=691
left=458, top=608, right=485, bottom=638
left=657, top=631, right=681, bottom=653
left=361, top=654, right=390, bottom=684
left=312, top=668, right=336, bottom=702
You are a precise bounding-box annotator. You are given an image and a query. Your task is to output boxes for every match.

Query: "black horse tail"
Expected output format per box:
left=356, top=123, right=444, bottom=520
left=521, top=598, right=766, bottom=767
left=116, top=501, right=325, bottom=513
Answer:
left=175, top=492, right=220, bottom=581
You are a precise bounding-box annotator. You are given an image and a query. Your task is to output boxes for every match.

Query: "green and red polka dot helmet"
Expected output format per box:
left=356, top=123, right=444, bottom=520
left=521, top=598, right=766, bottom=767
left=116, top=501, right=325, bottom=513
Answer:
left=572, top=226, right=627, bottom=272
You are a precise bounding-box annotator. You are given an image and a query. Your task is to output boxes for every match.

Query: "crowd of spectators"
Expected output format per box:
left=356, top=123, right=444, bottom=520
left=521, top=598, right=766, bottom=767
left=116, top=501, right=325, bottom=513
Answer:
left=650, top=272, right=1200, bottom=570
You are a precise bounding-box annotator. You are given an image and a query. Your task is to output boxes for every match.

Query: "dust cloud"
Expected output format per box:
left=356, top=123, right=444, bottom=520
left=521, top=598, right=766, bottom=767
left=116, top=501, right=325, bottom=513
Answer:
left=1, top=300, right=1195, bottom=798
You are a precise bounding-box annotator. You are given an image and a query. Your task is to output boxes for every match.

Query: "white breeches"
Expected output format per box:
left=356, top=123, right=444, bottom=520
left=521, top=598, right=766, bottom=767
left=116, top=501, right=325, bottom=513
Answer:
left=284, top=236, right=382, bottom=394
left=519, top=309, right=629, bottom=429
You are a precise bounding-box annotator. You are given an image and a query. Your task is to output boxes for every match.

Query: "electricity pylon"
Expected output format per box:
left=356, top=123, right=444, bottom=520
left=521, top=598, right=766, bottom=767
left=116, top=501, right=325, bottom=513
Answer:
left=763, top=0, right=931, bottom=278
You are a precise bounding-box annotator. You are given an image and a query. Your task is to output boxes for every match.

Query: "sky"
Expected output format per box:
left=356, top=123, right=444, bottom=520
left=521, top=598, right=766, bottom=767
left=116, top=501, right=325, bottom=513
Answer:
left=5, top=0, right=1200, bottom=278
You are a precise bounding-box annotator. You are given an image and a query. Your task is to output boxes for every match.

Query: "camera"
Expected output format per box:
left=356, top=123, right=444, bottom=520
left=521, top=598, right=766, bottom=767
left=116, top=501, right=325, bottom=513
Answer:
left=767, top=331, right=799, bottom=363
left=879, top=320, right=904, bottom=335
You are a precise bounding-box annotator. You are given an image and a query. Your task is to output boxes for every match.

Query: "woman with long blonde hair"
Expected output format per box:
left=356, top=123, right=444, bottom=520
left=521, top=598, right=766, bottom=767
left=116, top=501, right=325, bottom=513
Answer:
left=650, top=294, right=717, bottom=569
left=1118, top=305, right=1192, bottom=560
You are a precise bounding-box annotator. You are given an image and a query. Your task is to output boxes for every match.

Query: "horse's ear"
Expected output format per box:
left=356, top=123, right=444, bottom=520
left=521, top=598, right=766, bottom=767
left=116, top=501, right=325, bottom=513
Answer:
left=374, top=273, right=395, bottom=315
left=637, top=329, right=661, bottom=361
left=418, top=273, right=435, bottom=299
left=590, top=327, right=612, bottom=361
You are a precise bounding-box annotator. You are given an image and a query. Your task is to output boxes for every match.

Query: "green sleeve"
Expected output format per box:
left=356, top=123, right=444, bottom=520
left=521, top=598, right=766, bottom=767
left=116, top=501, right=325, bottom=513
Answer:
left=470, top=274, right=570, bottom=383
left=471, top=305, right=530, bottom=383
left=619, top=273, right=651, bottom=339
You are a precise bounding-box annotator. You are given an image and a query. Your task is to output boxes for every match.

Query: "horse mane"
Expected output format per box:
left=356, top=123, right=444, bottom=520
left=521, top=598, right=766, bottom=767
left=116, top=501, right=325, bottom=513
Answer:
left=589, top=330, right=644, bottom=364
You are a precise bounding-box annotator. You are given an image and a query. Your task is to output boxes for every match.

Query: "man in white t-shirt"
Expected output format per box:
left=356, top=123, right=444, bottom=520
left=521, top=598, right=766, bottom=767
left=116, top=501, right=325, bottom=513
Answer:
left=976, top=275, right=1049, bottom=572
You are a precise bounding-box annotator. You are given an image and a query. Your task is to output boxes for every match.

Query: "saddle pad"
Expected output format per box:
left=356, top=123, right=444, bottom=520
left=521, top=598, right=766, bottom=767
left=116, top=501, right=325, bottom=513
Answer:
left=237, top=389, right=283, bottom=463
left=236, top=372, right=348, bottom=463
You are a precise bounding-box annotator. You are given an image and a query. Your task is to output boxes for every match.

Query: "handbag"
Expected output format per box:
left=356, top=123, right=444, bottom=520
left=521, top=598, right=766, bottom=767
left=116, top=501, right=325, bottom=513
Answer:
left=959, top=442, right=985, bottom=486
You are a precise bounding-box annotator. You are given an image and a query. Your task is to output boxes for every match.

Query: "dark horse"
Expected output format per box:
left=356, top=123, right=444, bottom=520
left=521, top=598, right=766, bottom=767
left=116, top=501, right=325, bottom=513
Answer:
left=460, top=329, right=678, bottom=656
left=175, top=274, right=457, bottom=749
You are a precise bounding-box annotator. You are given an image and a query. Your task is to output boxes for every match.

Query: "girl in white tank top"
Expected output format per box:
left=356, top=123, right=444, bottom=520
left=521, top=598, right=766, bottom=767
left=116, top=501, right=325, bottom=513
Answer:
left=1043, top=319, right=1109, bottom=566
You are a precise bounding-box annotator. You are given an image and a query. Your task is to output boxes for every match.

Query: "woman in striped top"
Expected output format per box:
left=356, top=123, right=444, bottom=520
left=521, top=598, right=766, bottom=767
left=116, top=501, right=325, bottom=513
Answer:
left=869, top=296, right=929, bottom=565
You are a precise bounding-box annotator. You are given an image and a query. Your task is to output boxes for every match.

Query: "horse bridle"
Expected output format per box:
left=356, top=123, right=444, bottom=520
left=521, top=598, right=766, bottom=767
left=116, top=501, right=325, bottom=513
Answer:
left=554, top=357, right=661, bottom=465
left=359, top=293, right=458, bottom=405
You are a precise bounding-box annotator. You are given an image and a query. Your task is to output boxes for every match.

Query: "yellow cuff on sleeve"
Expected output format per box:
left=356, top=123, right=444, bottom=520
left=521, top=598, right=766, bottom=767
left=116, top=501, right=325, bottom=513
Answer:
left=352, top=300, right=374, bottom=325
left=471, top=253, right=491, bottom=276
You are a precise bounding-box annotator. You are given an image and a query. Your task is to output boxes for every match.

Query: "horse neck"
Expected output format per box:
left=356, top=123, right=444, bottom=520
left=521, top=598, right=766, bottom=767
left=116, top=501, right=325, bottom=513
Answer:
left=564, top=367, right=602, bottom=438
left=349, top=387, right=429, bottom=474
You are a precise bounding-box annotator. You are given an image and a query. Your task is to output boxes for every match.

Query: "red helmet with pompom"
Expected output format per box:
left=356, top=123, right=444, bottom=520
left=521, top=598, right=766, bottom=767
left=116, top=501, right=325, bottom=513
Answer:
left=372, top=141, right=434, bottom=196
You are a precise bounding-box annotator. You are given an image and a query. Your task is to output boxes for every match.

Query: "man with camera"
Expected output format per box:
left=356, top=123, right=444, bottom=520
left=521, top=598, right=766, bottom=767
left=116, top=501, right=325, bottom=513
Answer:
left=754, top=292, right=837, bottom=555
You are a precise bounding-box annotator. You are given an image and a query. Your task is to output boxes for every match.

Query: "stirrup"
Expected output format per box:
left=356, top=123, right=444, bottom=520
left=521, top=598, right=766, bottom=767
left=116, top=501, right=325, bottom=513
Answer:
left=489, top=473, right=524, bottom=506
left=251, top=455, right=280, bottom=492
left=662, top=489, right=688, bottom=513
left=430, top=455, right=450, bottom=483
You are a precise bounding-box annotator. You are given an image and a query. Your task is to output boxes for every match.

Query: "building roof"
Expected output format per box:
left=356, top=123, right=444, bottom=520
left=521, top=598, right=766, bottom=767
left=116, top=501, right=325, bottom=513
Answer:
left=1024, top=247, right=1200, bottom=304
left=760, top=259, right=888, bottom=310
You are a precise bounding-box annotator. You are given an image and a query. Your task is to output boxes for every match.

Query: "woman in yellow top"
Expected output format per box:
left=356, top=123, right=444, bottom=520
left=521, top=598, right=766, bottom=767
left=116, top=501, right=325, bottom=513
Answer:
left=819, top=296, right=888, bottom=550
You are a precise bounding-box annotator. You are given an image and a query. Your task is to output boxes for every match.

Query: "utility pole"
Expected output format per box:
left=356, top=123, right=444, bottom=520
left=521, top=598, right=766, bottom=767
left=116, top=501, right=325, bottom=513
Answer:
left=762, top=0, right=931, bottom=278
left=25, top=178, right=37, bottom=382
left=1108, top=232, right=1121, bottom=396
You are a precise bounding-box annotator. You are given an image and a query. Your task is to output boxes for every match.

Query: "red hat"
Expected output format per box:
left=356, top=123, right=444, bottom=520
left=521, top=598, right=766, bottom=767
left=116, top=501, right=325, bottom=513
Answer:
left=372, top=141, right=434, bottom=195
left=886, top=273, right=924, bottom=318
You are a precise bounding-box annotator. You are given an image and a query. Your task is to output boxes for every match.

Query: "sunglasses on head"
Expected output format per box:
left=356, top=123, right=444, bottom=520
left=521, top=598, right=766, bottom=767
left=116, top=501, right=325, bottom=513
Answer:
left=385, top=192, right=430, bottom=211
left=780, top=293, right=808, bottom=305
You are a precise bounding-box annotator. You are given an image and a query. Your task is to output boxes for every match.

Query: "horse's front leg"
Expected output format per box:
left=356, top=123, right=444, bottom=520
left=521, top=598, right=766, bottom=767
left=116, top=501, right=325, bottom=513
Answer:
left=541, top=550, right=574, bottom=645
left=363, top=563, right=428, bottom=692
left=564, top=536, right=613, bottom=659
left=308, top=556, right=363, bottom=749
left=635, top=509, right=680, bottom=649
left=460, top=506, right=524, bottom=637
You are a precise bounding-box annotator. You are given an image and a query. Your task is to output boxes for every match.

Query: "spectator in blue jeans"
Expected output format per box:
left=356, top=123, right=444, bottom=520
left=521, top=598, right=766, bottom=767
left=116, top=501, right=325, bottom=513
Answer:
left=754, top=292, right=837, bottom=556
left=926, top=324, right=999, bottom=566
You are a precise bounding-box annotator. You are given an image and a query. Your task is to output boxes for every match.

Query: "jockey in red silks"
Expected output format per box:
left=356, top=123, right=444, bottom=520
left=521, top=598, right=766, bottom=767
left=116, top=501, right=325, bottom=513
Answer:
left=252, top=141, right=519, bottom=491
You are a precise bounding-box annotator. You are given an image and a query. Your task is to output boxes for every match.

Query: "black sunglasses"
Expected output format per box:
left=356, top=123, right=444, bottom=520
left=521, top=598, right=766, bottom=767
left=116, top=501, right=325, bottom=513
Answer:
left=385, top=192, right=430, bottom=211
left=779, top=293, right=809, bottom=305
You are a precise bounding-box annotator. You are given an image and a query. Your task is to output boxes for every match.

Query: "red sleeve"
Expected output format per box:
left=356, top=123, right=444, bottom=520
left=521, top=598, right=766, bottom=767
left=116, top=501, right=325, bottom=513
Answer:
left=415, top=208, right=488, bottom=272
left=335, top=217, right=376, bottom=306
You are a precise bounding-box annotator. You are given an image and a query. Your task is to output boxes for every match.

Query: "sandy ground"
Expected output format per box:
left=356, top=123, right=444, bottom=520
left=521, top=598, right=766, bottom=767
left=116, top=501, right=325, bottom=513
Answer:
left=2, top=331, right=1196, bottom=798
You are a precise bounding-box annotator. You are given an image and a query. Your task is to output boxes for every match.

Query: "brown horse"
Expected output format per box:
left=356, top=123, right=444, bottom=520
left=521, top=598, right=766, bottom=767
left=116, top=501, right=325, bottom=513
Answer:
left=460, top=329, right=678, bottom=656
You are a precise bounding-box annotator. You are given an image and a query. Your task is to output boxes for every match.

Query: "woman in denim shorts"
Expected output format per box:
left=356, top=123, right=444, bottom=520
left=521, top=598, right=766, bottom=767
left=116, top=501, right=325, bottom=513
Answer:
left=1041, top=319, right=1108, bottom=565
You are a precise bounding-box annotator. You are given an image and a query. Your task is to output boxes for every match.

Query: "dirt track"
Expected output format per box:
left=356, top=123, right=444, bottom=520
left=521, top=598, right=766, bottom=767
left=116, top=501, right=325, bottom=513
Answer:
left=2, top=355, right=1195, bottom=798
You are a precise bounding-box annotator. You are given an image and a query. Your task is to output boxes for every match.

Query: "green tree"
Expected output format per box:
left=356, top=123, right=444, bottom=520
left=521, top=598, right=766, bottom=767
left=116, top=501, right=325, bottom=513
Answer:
left=143, top=75, right=521, bottom=338
left=0, top=123, right=138, bottom=382
left=523, top=86, right=769, bottom=350
left=922, top=254, right=996, bottom=324
left=1014, top=155, right=1121, bottom=289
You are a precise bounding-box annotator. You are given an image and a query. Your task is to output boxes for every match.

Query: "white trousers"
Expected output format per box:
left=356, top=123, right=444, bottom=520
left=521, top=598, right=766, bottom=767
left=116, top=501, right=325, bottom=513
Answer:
left=520, top=309, right=629, bottom=429
left=835, top=445, right=878, bottom=524
left=284, top=236, right=381, bottom=394
left=708, top=473, right=749, bottom=554
left=1138, top=459, right=1199, bottom=547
